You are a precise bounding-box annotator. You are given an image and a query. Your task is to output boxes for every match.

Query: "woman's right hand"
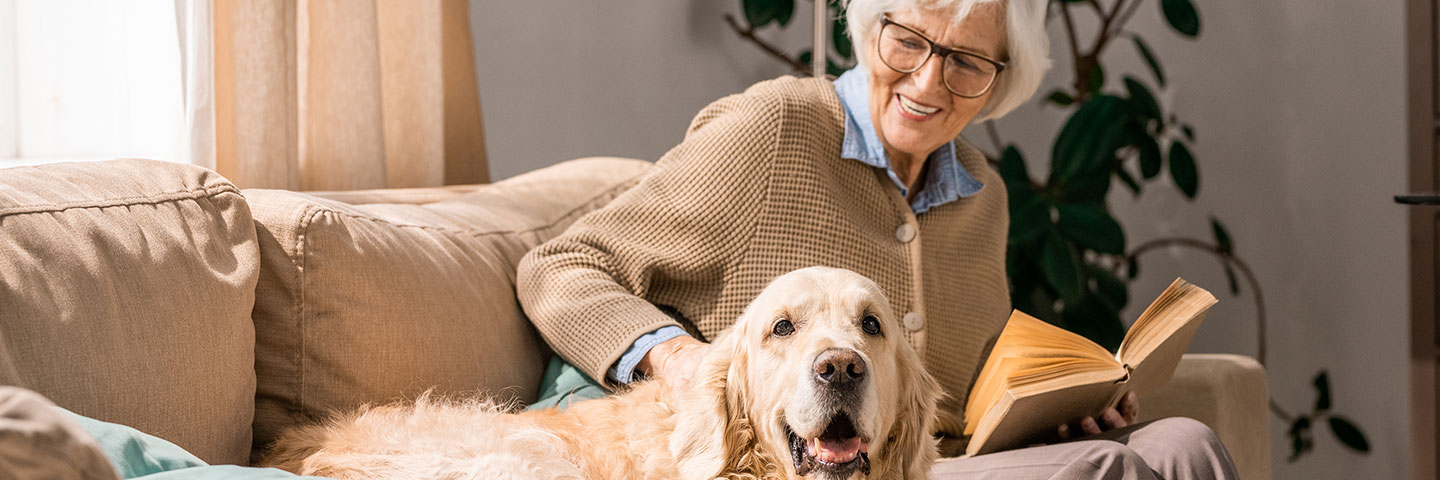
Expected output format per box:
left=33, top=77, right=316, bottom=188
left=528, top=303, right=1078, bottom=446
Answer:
left=637, top=335, right=711, bottom=394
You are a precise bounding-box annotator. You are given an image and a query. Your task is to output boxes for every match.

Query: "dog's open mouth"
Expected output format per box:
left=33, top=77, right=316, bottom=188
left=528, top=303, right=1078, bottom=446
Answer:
left=787, top=411, right=871, bottom=477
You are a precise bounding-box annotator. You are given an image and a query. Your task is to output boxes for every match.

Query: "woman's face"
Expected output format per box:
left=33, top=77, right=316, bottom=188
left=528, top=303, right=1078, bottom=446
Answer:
left=866, top=5, right=1005, bottom=163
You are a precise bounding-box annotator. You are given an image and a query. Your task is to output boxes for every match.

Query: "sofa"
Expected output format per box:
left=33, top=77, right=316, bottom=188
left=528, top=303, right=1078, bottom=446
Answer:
left=0, top=157, right=1271, bottom=478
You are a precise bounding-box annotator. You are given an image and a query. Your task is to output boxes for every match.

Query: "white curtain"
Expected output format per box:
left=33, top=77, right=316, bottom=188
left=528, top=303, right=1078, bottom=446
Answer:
left=176, top=0, right=215, bottom=170
left=196, top=0, right=490, bottom=190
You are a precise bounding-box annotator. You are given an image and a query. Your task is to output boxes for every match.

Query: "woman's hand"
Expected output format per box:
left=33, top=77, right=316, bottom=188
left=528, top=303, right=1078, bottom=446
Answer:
left=637, top=335, right=711, bottom=394
left=1057, top=391, right=1140, bottom=440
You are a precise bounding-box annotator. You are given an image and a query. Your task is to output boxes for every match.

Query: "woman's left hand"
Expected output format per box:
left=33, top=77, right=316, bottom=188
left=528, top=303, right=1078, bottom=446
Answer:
left=1057, top=391, right=1140, bottom=440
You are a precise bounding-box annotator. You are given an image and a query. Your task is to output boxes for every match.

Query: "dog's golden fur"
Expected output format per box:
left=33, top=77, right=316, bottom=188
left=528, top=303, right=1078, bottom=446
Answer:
left=261, top=267, right=943, bottom=480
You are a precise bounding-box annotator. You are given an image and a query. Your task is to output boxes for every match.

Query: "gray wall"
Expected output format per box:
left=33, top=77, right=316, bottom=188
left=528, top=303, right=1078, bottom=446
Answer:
left=471, top=1, right=1410, bottom=478
left=471, top=1, right=810, bottom=180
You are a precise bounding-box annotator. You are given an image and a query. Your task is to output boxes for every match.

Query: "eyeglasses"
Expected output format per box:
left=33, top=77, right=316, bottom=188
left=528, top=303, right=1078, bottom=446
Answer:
left=876, top=15, right=1006, bottom=98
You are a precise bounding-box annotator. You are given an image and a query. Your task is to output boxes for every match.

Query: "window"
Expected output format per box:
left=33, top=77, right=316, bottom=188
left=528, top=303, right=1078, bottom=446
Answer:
left=0, top=0, right=185, bottom=167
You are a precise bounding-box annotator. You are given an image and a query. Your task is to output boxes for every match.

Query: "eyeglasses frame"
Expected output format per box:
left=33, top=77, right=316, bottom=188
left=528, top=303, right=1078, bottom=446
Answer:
left=877, top=15, right=1007, bottom=98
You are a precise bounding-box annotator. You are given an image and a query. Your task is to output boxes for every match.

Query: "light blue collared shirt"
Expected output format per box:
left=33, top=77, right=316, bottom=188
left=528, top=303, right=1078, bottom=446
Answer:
left=608, top=68, right=985, bottom=384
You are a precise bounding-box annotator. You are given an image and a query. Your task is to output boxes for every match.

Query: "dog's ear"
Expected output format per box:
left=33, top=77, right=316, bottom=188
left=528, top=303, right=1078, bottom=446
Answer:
left=669, top=333, right=749, bottom=480
left=882, top=341, right=943, bottom=480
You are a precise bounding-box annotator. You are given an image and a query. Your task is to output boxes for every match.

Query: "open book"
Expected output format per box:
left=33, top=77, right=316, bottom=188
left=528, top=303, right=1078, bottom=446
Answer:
left=962, top=278, right=1217, bottom=456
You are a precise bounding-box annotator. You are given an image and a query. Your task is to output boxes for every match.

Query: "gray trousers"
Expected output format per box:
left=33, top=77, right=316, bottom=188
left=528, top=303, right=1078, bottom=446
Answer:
left=933, top=417, right=1239, bottom=480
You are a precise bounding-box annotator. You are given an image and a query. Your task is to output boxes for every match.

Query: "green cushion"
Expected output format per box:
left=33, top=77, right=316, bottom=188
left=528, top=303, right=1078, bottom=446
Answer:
left=60, top=409, right=329, bottom=480
left=526, top=356, right=608, bottom=411
left=134, top=466, right=331, bottom=480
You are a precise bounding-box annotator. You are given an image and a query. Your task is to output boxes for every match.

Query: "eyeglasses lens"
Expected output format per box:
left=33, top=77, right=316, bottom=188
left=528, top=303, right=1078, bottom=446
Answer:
left=878, top=22, right=997, bottom=97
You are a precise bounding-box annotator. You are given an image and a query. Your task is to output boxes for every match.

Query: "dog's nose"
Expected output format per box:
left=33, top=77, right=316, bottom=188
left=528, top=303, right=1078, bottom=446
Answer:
left=813, top=348, right=867, bottom=387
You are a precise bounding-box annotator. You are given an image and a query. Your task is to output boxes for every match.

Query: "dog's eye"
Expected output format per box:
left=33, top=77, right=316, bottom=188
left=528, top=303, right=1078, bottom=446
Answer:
left=772, top=319, right=795, bottom=337
left=861, top=314, right=882, bottom=336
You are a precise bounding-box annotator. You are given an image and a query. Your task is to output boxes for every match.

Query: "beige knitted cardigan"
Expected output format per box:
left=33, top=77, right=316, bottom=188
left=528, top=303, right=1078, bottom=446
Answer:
left=516, top=75, right=1011, bottom=426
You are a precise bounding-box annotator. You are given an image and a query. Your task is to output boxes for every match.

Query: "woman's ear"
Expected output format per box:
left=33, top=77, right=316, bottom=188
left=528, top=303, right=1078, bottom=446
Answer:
left=882, top=341, right=943, bottom=480
left=669, top=333, right=748, bottom=480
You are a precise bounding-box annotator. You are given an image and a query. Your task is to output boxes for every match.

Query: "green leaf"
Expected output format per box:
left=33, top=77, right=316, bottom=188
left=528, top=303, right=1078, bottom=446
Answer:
left=1000, top=145, right=1034, bottom=203
left=1063, top=294, right=1126, bottom=352
left=1288, top=417, right=1314, bottom=462
left=1289, top=416, right=1311, bottom=435
left=1057, top=203, right=1126, bottom=254
left=1116, top=167, right=1141, bottom=196
left=1048, top=90, right=1075, bottom=107
left=743, top=0, right=790, bottom=28
left=1182, top=123, right=1196, bottom=141
left=1124, top=76, right=1162, bottom=121
left=1132, top=35, right=1166, bottom=87
left=1168, top=141, right=1199, bottom=198
left=1088, top=264, right=1129, bottom=310
left=1010, top=196, right=1051, bottom=246
left=1328, top=416, right=1371, bottom=453
left=1161, top=0, right=1201, bottom=37
left=1087, top=62, right=1107, bottom=94
left=1042, top=233, right=1084, bottom=305
left=1022, top=273, right=1065, bottom=326
left=1138, top=134, right=1162, bottom=179
left=1211, top=217, right=1233, bottom=254
left=832, top=16, right=852, bottom=59
left=1127, top=257, right=1140, bottom=279
left=1051, top=95, right=1130, bottom=201
left=1223, top=262, right=1240, bottom=295
left=1314, top=371, right=1332, bottom=411
left=775, top=0, right=795, bottom=26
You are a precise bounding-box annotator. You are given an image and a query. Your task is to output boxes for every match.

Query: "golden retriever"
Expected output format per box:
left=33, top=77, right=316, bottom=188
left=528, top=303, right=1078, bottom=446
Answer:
left=261, top=266, right=943, bottom=480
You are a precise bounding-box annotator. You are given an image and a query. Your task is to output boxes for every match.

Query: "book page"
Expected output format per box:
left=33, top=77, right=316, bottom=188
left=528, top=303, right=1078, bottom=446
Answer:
left=1115, top=278, right=1217, bottom=396
left=964, top=311, right=1118, bottom=435
left=962, top=278, right=1217, bottom=456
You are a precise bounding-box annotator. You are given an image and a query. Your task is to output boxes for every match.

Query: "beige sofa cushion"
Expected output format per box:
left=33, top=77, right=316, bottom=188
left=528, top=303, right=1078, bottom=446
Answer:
left=1139, top=353, right=1271, bottom=480
left=0, top=159, right=259, bottom=466
left=246, top=157, right=652, bottom=452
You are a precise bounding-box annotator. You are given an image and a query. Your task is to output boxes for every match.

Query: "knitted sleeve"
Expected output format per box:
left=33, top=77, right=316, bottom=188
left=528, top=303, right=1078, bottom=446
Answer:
left=516, top=81, right=789, bottom=386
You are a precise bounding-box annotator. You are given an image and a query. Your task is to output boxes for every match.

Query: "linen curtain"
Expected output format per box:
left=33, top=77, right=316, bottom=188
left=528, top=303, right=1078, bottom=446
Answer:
left=209, top=0, right=488, bottom=190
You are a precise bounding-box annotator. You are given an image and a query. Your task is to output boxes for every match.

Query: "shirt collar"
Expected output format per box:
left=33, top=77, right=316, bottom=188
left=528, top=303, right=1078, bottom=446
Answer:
left=833, top=68, right=984, bottom=214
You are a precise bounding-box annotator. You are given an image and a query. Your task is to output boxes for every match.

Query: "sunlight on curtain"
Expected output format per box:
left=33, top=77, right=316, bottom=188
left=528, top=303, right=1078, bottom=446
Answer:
left=3, top=0, right=185, bottom=166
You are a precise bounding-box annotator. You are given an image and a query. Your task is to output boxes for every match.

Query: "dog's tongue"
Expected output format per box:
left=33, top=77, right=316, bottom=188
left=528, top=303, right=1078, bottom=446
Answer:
left=813, top=436, right=863, bottom=463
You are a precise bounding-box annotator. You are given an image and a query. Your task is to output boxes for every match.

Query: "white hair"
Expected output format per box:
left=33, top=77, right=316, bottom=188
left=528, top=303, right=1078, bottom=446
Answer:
left=844, top=0, right=1050, bottom=121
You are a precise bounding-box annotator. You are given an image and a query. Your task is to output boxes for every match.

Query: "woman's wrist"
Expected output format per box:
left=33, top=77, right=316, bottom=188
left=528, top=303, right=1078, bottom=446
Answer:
left=637, top=335, right=703, bottom=378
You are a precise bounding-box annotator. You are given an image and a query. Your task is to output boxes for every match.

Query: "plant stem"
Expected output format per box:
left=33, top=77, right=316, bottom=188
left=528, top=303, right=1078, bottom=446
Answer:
left=1060, top=2, right=1083, bottom=84
left=1272, top=400, right=1295, bottom=423
left=1085, top=0, right=1105, bottom=15
left=723, top=14, right=810, bottom=74
left=1123, top=237, right=1267, bottom=365
left=1106, top=0, right=1146, bottom=48
left=1124, top=236, right=1296, bottom=422
left=1093, top=0, right=1128, bottom=53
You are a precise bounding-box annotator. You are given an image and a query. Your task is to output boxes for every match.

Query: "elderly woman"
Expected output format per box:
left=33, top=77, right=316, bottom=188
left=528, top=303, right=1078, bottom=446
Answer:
left=518, top=0, right=1237, bottom=477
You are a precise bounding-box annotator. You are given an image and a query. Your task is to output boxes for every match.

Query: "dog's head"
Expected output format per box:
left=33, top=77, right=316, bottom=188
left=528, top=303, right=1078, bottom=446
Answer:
left=670, top=267, right=943, bottom=480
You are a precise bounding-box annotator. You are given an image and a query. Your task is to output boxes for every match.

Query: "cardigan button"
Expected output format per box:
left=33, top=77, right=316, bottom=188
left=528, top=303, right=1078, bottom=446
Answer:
left=903, top=311, right=924, bottom=331
left=895, top=223, right=916, bottom=243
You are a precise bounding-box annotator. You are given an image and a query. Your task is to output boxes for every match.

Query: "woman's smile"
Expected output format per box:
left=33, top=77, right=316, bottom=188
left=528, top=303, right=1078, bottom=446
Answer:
left=895, top=93, right=942, bottom=120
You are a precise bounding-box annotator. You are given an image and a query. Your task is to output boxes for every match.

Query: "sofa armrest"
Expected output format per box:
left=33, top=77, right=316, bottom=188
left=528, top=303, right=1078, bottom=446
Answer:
left=1138, top=353, right=1270, bottom=480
